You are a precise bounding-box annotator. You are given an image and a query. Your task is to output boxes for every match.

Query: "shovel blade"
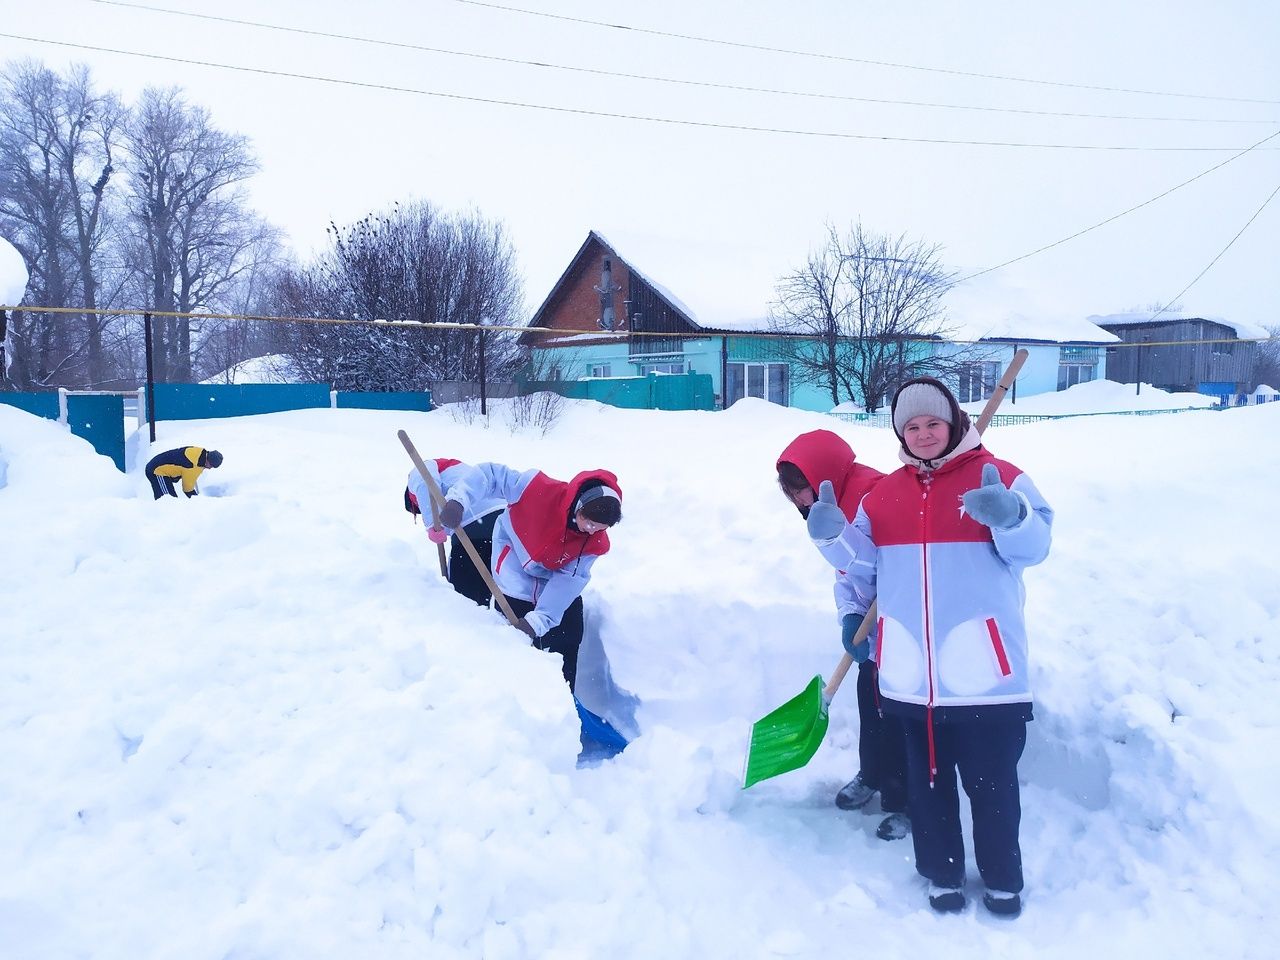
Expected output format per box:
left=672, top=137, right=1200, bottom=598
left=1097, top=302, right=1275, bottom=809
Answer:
left=742, top=675, right=829, bottom=789
left=575, top=697, right=630, bottom=753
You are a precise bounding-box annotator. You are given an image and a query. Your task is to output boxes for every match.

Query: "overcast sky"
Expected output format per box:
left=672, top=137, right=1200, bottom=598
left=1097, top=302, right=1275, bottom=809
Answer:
left=1, top=0, right=1277, bottom=332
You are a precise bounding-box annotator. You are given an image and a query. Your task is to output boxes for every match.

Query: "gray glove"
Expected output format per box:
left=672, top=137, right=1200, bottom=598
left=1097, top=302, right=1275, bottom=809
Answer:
left=962, top=463, right=1025, bottom=530
left=514, top=617, right=538, bottom=640
left=439, top=499, right=464, bottom=529
left=806, top=480, right=846, bottom=542
left=841, top=613, right=871, bottom=662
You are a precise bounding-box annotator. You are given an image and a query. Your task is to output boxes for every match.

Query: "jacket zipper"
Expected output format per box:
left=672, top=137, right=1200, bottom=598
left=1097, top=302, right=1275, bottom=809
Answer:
left=920, top=471, right=940, bottom=785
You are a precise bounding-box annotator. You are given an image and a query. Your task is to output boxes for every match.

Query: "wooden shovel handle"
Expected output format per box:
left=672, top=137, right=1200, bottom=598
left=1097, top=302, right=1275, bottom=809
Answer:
left=822, top=348, right=1029, bottom=702
left=398, top=430, right=524, bottom=627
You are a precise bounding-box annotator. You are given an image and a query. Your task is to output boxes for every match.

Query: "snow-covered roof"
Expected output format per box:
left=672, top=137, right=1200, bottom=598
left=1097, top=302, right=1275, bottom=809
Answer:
left=944, top=311, right=1118, bottom=344
left=1088, top=312, right=1270, bottom=341
left=1253, top=383, right=1278, bottom=395
left=0, top=236, right=28, bottom=305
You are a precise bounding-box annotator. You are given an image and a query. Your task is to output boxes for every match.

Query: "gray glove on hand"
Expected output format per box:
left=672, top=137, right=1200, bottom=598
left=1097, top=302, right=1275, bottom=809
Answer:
left=962, top=463, right=1025, bottom=530
left=514, top=617, right=538, bottom=640
left=806, top=480, right=846, bottom=542
left=439, top=499, right=464, bottom=529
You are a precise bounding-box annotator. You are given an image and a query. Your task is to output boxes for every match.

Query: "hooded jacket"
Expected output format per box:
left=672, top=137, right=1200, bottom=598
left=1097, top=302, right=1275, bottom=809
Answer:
left=444, top=462, right=621, bottom=637
left=777, top=429, right=883, bottom=522
left=145, top=446, right=210, bottom=496
left=778, top=430, right=884, bottom=618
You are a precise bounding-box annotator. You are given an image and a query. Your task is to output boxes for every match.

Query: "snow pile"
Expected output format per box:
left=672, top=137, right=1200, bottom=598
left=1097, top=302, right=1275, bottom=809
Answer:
left=964, top=377, right=1218, bottom=415
left=201, top=354, right=302, bottom=385
left=0, top=235, right=27, bottom=305
left=0, top=398, right=1277, bottom=959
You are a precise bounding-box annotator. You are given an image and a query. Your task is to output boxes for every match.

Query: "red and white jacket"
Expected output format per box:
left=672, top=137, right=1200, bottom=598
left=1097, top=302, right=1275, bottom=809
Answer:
left=445, top=462, right=621, bottom=637
left=815, top=439, right=1053, bottom=719
left=406, top=460, right=505, bottom=528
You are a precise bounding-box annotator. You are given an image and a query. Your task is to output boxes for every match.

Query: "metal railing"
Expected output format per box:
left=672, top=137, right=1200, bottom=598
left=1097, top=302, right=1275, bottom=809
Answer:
left=830, top=406, right=1225, bottom=427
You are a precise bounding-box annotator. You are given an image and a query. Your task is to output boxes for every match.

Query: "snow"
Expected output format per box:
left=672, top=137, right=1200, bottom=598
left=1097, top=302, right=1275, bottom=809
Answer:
left=0, top=236, right=28, bottom=306
left=945, top=311, right=1118, bottom=345
left=201, top=354, right=301, bottom=385
left=963, top=378, right=1219, bottom=415
left=1252, top=383, right=1277, bottom=396
left=2, top=395, right=1279, bottom=959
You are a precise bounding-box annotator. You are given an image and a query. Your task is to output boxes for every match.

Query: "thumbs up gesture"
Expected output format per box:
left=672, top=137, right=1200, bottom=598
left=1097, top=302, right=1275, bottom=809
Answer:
left=962, top=463, right=1025, bottom=530
left=806, top=480, right=847, bottom=543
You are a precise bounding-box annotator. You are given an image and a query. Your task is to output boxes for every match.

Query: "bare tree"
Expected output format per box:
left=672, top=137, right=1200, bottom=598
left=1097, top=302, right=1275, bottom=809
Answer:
left=55, top=66, right=124, bottom=386
left=0, top=60, right=75, bottom=388
left=122, top=86, right=275, bottom=382
left=0, top=61, right=132, bottom=389
left=269, top=200, right=524, bottom=391
left=771, top=222, right=965, bottom=411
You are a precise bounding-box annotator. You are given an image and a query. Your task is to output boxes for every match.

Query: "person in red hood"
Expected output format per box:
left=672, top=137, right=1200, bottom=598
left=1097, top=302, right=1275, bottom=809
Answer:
left=776, top=429, right=910, bottom=842
left=434, top=462, right=622, bottom=693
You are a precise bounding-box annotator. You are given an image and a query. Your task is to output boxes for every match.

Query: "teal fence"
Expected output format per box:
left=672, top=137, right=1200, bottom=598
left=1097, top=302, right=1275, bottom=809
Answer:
left=529, top=373, right=715, bottom=411
left=1, top=391, right=126, bottom=471
left=147, top=384, right=434, bottom=420
left=335, top=390, right=433, bottom=411
left=0, top=391, right=58, bottom=419
left=67, top=394, right=125, bottom=470
left=148, top=383, right=331, bottom=421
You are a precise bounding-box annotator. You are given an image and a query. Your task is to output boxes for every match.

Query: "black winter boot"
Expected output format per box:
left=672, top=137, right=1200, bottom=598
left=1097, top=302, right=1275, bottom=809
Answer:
left=982, top=889, right=1022, bottom=917
left=835, top=773, right=877, bottom=810
left=928, top=884, right=966, bottom=913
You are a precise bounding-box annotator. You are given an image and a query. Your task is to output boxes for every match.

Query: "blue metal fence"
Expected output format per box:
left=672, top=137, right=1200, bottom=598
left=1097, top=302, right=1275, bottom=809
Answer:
left=1, top=391, right=126, bottom=471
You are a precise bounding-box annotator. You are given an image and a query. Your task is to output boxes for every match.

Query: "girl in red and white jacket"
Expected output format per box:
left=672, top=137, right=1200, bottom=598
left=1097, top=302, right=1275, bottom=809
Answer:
left=810, top=377, right=1052, bottom=918
left=436, top=462, right=622, bottom=693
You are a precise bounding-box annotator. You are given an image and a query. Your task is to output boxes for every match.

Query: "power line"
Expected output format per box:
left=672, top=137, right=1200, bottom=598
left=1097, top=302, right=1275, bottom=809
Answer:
left=456, top=0, right=1280, bottom=106
left=1145, top=177, right=1280, bottom=325
left=91, top=0, right=1277, bottom=126
left=0, top=32, right=1271, bottom=152
left=952, top=127, right=1280, bottom=286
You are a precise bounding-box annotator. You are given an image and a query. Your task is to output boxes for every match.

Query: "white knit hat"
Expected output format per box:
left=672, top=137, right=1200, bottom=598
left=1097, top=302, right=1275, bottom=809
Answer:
left=892, top=382, right=953, bottom=436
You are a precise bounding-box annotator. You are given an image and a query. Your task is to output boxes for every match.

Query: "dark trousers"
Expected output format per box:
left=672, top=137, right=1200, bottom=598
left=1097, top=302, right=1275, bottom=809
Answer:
left=901, top=716, right=1026, bottom=892
left=448, top=512, right=498, bottom=607
left=504, top=595, right=584, bottom=694
left=147, top=471, right=179, bottom=499
left=857, top=662, right=908, bottom=812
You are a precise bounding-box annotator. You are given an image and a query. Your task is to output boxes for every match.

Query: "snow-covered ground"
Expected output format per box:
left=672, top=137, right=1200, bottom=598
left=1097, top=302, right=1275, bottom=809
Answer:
left=1, top=395, right=1278, bottom=959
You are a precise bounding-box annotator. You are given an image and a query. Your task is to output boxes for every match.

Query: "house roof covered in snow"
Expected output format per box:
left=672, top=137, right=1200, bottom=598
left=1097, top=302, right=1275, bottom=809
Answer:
left=1089, top=311, right=1269, bottom=341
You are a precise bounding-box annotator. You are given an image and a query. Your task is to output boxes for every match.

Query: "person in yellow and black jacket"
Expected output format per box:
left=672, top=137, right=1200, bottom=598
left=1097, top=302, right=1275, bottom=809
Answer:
left=145, top=446, right=223, bottom=499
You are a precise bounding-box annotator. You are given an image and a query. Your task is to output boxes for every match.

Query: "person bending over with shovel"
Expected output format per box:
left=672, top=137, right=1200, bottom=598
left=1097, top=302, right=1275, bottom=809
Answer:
left=406, top=460, right=506, bottom=607
left=432, top=462, right=622, bottom=699
left=808, top=378, right=1052, bottom=918
left=777, top=429, right=910, bottom=842
left=145, top=445, right=222, bottom=499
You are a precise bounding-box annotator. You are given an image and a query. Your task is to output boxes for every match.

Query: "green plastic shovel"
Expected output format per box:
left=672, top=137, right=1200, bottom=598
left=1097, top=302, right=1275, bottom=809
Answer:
left=742, top=349, right=1029, bottom=789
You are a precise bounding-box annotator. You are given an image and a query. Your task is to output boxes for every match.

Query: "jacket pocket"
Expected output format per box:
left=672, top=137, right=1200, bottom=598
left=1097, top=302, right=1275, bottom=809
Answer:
left=937, top=616, right=1015, bottom=696
left=876, top=614, right=925, bottom=699
left=495, top=544, right=511, bottom=575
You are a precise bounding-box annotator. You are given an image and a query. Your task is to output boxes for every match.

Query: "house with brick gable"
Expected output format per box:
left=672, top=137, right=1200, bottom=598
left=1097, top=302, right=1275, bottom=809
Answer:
left=522, top=230, right=1120, bottom=412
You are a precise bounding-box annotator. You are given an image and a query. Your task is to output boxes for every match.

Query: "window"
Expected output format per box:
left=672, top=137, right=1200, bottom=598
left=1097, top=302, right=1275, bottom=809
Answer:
left=639, top=361, right=686, bottom=375
left=1057, top=363, right=1096, bottom=390
left=726, top=362, right=789, bottom=406
left=589, top=363, right=612, bottom=378
left=956, top=362, right=1000, bottom=403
